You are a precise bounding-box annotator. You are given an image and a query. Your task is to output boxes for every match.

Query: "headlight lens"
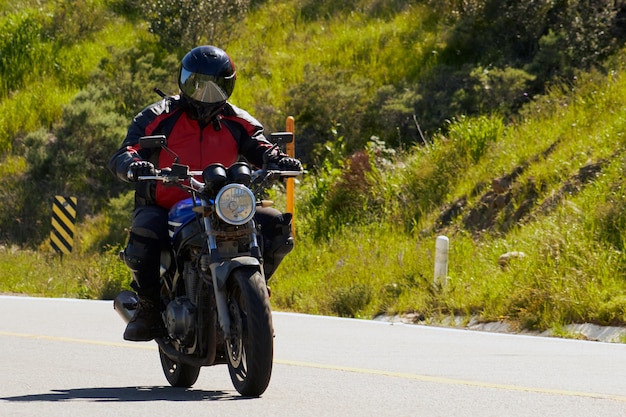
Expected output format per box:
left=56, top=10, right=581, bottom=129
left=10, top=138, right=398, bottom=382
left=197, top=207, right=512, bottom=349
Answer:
left=215, top=184, right=256, bottom=225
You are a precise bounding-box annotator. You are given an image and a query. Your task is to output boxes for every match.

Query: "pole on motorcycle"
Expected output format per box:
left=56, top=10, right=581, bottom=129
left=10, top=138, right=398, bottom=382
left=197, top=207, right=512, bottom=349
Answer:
left=286, top=116, right=296, bottom=239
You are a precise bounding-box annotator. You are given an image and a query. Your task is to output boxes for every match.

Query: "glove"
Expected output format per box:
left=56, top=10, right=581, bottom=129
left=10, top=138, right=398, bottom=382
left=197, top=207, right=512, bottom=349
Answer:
left=277, top=157, right=302, bottom=172
left=126, top=160, right=156, bottom=182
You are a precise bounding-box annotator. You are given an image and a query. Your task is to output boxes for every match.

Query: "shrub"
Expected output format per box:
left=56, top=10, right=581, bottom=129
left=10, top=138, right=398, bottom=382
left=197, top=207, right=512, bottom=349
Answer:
left=29, top=85, right=127, bottom=201
left=286, top=67, right=372, bottom=162
left=136, top=0, right=251, bottom=51
left=88, top=48, right=179, bottom=118
left=362, top=85, right=424, bottom=148
left=330, top=282, right=372, bottom=317
left=43, top=0, right=108, bottom=45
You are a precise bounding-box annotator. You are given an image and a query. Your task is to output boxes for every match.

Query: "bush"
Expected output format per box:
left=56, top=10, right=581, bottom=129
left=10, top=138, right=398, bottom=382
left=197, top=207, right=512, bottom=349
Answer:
left=331, top=282, right=372, bottom=317
left=286, top=67, right=373, bottom=162
left=4, top=86, right=128, bottom=245
left=136, top=0, right=251, bottom=51
left=89, top=48, right=179, bottom=118
left=43, top=0, right=108, bottom=46
left=30, top=86, right=127, bottom=200
left=362, top=85, right=424, bottom=148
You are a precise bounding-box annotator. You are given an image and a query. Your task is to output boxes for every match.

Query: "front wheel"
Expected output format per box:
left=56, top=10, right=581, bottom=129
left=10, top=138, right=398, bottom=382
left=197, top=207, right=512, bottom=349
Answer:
left=225, top=268, right=273, bottom=397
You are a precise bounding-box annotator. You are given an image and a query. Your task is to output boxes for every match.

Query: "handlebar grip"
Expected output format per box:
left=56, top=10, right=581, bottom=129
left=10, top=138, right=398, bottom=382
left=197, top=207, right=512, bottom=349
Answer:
left=136, top=175, right=162, bottom=181
left=280, top=170, right=303, bottom=177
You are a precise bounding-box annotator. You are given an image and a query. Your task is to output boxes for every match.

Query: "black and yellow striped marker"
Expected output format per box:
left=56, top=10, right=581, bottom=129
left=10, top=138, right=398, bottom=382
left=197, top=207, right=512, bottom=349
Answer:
left=50, top=195, right=77, bottom=255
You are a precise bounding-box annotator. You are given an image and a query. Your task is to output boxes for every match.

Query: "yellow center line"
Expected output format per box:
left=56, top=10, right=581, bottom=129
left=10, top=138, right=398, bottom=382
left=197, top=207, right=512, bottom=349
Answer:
left=0, top=331, right=156, bottom=351
left=2, top=330, right=625, bottom=403
left=276, top=359, right=626, bottom=402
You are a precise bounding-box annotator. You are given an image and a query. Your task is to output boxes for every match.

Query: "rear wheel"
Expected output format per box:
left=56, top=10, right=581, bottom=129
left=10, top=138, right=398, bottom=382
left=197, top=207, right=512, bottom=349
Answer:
left=226, top=268, right=273, bottom=397
left=159, top=347, right=201, bottom=388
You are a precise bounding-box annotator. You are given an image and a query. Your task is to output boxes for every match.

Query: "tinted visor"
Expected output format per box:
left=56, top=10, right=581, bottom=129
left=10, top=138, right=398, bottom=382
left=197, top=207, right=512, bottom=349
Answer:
left=179, top=68, right=235, bottom=104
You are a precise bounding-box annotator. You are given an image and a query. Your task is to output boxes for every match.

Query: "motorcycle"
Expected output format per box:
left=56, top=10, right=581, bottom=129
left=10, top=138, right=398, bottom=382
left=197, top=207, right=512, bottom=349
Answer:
left=113, top=132, right=301, bottom=397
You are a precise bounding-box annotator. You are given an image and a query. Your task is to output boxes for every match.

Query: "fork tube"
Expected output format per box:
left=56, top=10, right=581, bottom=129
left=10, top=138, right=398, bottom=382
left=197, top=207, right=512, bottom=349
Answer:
left=202, top=200, right=231, bottom=338
left=249, top=219, right=261, bottom=258
left=211, top=262, right=231, bottom=339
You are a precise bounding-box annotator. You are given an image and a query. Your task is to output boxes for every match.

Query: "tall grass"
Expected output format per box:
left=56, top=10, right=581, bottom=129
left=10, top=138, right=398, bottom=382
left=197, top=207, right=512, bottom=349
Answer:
left=269, top=54, right=626, bottom=331
left=2, top=0, right=626, bottom=337
left=228, top=1, right=437, bottom=130
left=0, top=83, right=75, bottom=152
left=0, top=246, right=130, bottom=299
left=0, top=5, right=144, bottom=152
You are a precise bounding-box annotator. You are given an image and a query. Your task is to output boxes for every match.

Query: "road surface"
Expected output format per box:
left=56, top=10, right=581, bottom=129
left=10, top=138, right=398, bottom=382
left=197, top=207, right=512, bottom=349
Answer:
left=1, top=295, right=625, bottom=416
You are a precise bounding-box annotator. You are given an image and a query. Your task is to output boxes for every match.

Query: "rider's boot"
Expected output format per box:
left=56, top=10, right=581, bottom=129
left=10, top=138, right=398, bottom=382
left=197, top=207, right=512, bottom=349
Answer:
left=121, top=232, right=166, bottom=342
left=123, top=295, right=165, bottom=342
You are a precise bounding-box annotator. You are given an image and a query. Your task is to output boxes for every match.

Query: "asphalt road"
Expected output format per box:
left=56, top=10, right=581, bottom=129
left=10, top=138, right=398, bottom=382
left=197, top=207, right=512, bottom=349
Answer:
left=1, top=295, right=625, bottom=416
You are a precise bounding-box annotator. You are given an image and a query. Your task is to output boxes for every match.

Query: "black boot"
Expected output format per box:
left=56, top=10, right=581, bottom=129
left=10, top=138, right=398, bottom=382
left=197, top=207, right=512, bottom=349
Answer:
left=123, top=296, right=165, bottom=342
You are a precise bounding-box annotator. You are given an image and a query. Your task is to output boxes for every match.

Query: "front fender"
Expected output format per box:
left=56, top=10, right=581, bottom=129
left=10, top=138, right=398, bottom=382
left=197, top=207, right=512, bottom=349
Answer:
left=211, top=256, right=261, bottom=289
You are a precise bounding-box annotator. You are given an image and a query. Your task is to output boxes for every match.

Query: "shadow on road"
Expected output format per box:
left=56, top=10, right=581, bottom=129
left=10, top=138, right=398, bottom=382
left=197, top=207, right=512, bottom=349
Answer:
left=0, top=386, right=252, bottom=402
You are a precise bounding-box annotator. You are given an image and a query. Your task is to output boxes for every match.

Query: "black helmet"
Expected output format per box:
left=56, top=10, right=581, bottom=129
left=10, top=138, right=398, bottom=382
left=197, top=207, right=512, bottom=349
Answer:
left=178, top=45, right=236, bottom=120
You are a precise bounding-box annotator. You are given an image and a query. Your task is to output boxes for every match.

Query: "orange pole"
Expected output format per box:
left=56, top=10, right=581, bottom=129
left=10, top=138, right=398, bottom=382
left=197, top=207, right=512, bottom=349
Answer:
left=286, top=116, right=296, bottom=239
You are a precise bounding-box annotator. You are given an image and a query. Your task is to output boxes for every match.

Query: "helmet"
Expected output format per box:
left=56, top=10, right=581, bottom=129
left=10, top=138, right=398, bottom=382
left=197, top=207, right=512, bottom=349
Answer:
left=178, top=46, right=236, bottom=120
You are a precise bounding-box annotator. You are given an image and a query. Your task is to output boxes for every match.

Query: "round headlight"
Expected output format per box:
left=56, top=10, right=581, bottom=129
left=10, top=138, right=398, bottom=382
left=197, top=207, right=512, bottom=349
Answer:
left=215, top=184, right=256, bottom=225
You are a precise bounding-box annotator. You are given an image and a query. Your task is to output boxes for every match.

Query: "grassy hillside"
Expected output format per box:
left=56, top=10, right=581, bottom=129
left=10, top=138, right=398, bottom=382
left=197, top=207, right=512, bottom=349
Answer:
left=275, top=63, right=626, bottom=331
left=1, top=0, right=626, bottom=335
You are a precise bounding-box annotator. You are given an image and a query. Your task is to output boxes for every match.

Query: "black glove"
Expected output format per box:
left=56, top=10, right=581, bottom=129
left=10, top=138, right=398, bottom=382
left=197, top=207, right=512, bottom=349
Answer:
left=126, top=160, right=156, bottom=182
left=277, top=157, right=302, bottom=172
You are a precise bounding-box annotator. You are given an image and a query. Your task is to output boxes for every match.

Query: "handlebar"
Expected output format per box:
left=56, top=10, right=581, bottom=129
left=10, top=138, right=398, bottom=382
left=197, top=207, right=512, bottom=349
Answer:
left=137, top=166, right=302, bottom=193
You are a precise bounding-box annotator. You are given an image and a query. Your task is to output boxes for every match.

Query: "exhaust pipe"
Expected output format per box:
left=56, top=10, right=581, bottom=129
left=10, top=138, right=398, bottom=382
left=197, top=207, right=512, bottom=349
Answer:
left=114, top=290, right=138, bottom=323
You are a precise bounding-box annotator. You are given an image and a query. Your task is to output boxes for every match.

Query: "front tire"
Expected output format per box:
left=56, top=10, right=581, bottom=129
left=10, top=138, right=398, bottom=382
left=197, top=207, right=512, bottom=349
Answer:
left=225, top=268, right=273, bottom=397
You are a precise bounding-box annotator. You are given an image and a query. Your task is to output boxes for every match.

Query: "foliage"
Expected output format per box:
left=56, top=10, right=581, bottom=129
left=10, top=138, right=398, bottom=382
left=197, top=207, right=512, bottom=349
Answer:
left=0, top=156, right=34, bottom=243
left=0, top=245, right=131, bottom=299
left=286, top=69, right=373, bottom=160
left=408, top=0, right=626, bottom=136
left=3, top=0, right=626, bottom=339
left=43, top=0, right=109, bottom=46
left=276, top=57, right=626, bottom=332
left=0, top=11, right=44, bottom=97
left=0, top=82, right=74, bottom=154
left=445, top=114, right=504, bottom=163
left=22, top=86, right=127, bottom=197
left=298, top=0, right=411, bottom=20
left=132, top=0, right=251, bottom=52
left=89, top=47, right=179, bottom=118
left=0, top=1, right=142, bottom=152
left=79, top=191, right=134, bottom=253
left=1, top=36, right=173, bottom=246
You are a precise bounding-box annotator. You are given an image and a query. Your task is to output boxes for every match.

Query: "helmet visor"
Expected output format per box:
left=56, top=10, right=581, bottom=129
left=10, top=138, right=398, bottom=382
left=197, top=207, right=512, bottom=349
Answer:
left=179, top=68, right=235, bottom=104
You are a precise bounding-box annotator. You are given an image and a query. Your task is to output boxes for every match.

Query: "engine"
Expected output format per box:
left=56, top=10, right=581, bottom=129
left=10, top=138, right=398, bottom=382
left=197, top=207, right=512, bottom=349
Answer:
left=164, top=297, right=196, bottom=346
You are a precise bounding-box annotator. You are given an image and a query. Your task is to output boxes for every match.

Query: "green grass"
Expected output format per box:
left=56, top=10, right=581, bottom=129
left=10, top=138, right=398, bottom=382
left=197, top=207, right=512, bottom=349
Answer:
left=0, top=7, right=147, bottom=152
left=228, top=2, right=438, bottom=128
left=5, top=61, right=626, bottom=334
left=0, top=245, right=130, bottom=299
left=1, top=0, right=626, bottom=339
left=269, top=58, right=626, bottom=332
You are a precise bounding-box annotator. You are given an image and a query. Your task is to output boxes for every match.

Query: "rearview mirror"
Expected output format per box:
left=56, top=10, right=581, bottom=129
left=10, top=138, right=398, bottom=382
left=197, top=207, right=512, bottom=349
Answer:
left=270, top=132, right=293, bottom=144
left=139, top=135, right=167, bottom=149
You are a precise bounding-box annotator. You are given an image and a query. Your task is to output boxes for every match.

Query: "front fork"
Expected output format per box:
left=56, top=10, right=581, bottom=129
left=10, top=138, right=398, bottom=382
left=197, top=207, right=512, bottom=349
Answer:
left=201, top=205, right=262, bottom=340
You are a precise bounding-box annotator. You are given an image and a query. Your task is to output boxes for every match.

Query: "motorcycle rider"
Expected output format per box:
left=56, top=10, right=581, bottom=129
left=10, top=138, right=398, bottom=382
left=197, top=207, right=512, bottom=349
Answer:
left=109, top=45, right=302, bottom=342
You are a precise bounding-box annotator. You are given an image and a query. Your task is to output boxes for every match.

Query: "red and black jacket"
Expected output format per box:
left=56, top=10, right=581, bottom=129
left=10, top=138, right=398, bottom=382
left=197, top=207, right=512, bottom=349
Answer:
left=109, top=96, right=276, bottom=209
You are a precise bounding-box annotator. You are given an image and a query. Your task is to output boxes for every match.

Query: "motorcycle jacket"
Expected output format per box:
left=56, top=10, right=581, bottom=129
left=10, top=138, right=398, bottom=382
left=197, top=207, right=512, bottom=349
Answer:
left=109, top=95, right=279, bottom=209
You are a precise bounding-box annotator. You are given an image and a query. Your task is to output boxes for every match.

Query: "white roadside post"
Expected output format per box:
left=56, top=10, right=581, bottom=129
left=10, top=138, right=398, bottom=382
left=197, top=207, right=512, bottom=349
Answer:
left=434, top=235, right=449, bottom=287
